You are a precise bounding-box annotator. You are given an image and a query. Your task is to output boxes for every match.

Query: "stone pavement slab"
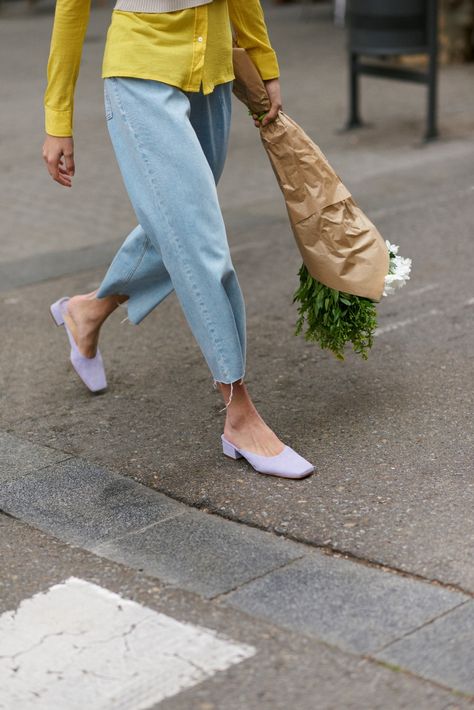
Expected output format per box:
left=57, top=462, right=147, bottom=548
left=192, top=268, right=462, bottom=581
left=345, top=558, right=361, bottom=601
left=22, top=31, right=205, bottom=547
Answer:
left=0, top=456, right=303, bottom=599
left=2, top=513, right=472, bottom=710
left=0, top=457, right=186, bottom=547
left=376, top=601, right=474, bottom=697
left=2, top=448, right=472, bottom=695
left=0, top=431, right=70, bottom=482
left=222, top=553, right=467, bottom=655
left=94, top=510, right=303, bottom=599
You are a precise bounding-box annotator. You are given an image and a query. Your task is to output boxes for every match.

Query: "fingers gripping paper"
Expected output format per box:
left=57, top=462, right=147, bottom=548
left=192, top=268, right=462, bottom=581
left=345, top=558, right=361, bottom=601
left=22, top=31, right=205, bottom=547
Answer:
left=232, top=48, right=389, bottom=302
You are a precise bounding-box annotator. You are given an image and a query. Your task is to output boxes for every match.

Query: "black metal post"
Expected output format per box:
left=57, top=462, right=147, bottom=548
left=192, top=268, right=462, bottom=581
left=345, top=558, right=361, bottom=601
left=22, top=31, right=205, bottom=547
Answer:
left=425, top=0, right=439, bottom=140
left=347, top=52, right=363, bottom=128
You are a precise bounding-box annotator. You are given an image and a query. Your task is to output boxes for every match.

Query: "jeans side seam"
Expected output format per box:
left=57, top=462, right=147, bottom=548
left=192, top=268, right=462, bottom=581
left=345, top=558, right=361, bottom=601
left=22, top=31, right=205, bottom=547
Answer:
left=122, top=236, right=150, bottom=286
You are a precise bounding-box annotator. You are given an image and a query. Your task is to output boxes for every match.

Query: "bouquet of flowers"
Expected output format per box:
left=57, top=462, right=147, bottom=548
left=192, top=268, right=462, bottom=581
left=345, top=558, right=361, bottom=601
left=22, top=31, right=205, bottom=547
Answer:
left=293, top=241, right=412, bottom=360
left=231, top=47, right=412, bottom=361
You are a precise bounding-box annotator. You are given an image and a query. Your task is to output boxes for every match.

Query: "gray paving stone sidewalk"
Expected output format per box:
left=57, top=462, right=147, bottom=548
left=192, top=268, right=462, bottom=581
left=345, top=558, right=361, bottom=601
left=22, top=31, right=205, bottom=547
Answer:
left=2, top=513, right=470, bottom=710
left=0, top=431, right=71, bottom=481
left=1, top=440, right=473, bottom=697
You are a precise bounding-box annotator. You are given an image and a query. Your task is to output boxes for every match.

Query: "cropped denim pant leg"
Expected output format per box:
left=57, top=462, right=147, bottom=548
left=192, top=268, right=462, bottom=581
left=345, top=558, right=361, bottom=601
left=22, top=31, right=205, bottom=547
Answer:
left=96, top=78, right=246, bottom=385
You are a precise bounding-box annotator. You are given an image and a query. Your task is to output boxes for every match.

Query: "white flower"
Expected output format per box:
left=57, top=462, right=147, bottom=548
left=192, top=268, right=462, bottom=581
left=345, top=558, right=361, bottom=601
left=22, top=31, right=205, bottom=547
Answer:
left=385, top=239, right=399, bottom=256
left=383, top=244, right=412, bottom=297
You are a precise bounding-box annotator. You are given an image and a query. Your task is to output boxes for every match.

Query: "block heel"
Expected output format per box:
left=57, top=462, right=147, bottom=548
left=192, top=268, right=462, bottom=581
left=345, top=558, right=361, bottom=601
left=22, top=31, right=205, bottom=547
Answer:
left=221, top=434, right=314, bottom=479
left=50, top=299, right=66, bottom=327
left=222, top=438, right=243, bottom=459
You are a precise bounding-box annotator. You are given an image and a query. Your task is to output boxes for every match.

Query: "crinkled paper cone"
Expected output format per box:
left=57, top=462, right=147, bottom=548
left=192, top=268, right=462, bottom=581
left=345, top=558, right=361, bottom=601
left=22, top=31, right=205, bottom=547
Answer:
left=232, top=47, right=389, bottom=302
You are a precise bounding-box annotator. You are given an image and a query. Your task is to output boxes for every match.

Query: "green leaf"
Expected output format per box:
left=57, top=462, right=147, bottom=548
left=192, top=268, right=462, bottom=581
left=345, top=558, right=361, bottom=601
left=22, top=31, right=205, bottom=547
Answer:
left=293, top=265, right=378, bottom=360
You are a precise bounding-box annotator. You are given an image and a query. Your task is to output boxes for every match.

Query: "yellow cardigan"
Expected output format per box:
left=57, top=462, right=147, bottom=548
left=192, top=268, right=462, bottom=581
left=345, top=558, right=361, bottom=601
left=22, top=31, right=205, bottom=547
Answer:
left=44, top=0, right=280, bottom=136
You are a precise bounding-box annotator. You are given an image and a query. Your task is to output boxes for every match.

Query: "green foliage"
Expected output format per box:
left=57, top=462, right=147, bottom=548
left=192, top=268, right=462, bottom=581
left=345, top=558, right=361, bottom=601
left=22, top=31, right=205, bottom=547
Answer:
left=293, top=264, right=378, bottom=361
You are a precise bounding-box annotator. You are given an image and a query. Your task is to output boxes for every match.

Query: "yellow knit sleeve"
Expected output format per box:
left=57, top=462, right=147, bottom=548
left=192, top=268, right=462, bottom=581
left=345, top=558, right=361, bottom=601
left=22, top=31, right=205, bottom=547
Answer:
left=228, top=0, right=280, bottom=81
left=44, top=0, right=92, bottom=136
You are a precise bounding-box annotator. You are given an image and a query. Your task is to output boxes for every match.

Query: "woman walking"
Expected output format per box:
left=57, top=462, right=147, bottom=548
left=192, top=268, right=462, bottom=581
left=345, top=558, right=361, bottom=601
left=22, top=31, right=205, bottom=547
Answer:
left=42, top=0, right=314, bottom=479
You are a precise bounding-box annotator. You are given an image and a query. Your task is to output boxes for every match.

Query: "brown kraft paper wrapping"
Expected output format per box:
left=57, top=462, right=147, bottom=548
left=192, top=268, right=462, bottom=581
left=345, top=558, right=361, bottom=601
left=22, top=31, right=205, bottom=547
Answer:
left=232, top=47, right=389, bottom=302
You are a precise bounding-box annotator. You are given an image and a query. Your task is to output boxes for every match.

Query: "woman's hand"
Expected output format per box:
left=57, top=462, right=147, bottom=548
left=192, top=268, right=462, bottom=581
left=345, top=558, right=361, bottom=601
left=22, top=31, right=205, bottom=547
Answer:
left=252, top=78, right=283, bottom=128
left=42, top=134, right=75, bottom=187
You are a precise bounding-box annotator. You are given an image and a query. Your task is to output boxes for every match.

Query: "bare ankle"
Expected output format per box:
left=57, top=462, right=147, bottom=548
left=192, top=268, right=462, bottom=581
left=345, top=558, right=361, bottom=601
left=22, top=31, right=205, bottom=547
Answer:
left=225, top=408, right=260, bottom=433
left=70, top=293, right=126, bottom=325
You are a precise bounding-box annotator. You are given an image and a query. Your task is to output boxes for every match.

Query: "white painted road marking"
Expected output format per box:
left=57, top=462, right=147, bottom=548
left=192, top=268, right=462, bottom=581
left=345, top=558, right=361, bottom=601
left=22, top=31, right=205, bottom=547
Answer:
left=376, top=297, right=473, bottom=337
left=0, top=577, right=256, bottom=710
left=401, top=283, right=438, bottom=298
left=376, top=308, right=441, bottom=336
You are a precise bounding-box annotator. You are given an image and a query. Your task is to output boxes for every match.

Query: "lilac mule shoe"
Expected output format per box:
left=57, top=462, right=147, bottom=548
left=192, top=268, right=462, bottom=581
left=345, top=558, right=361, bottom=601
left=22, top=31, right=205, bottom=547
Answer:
left=50, top=297, right=107, bottom=393
left=221, top=435, right=314, bottom=479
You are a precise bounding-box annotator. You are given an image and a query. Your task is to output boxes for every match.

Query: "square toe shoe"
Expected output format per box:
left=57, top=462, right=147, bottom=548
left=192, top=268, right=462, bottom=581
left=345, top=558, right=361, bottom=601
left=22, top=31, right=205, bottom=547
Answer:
left=50, top=297, right=107, bottom=393
left=221, top=435, right=314, bottom=479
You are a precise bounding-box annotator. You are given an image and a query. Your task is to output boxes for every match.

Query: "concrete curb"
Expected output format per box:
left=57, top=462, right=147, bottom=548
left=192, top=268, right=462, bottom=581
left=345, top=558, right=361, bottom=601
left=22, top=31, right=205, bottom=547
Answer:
left=1, top=430, right=473, bottom=697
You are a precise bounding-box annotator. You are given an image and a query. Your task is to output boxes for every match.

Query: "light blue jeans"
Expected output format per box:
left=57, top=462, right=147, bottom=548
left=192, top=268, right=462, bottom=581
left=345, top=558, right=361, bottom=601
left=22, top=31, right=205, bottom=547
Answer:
left=97, top=77, right=246, bottom=385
